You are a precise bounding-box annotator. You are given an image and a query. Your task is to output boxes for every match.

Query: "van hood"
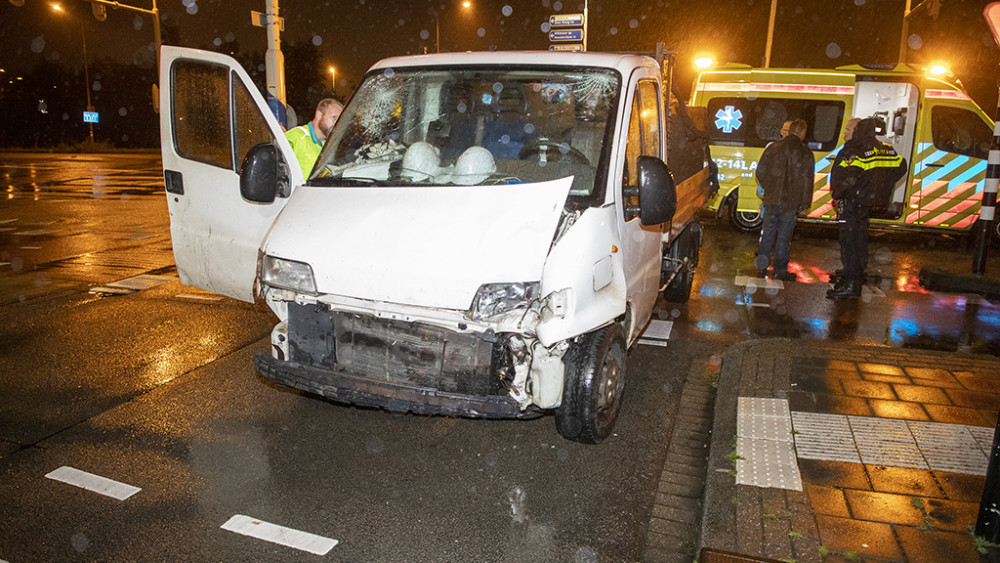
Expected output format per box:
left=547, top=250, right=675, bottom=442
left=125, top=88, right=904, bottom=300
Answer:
left=262, top=177, right=574, bottom=310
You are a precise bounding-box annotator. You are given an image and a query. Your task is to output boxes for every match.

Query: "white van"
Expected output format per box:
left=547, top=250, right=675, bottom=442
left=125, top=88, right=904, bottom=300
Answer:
left=159, top=46, right=710, bottom=443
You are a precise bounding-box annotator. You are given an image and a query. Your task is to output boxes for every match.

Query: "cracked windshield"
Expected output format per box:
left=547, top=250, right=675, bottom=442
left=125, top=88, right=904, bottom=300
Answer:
left=312, top=67, right=618, bottom=196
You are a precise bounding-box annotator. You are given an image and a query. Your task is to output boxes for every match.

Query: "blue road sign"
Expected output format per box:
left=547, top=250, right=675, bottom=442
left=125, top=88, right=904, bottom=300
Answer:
left=549, top=13, right=584, bottom=27
left=548, top=29, right=583, bottom=42
left=83, top=111, right=99, bottom=124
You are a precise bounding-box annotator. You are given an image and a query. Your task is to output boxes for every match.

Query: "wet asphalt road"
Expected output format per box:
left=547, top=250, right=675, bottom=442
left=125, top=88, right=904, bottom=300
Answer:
left=0, top=153, right=713, bottom=561
left=1, top=152, right=998, bottom=561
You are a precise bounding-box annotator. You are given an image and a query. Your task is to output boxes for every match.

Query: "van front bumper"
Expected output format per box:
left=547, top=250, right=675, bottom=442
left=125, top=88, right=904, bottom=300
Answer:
left=254, top=353, right=539, bottom=419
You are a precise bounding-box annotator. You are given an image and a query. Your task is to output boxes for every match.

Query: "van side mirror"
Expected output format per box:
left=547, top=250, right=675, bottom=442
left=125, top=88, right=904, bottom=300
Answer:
left=637, top=155, right=677, bottom=226
left=240, top=143, right=290, bottom=203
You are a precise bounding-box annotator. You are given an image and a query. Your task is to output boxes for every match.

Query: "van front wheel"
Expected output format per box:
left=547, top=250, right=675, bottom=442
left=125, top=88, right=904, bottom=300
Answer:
left=728, top=194, right=763, bottom=233
left=555, top=323, right=627, bottom=444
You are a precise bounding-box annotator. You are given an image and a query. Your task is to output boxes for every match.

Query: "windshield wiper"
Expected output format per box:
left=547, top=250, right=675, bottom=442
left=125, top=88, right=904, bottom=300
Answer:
left=308, top=176, right=382, bottom=187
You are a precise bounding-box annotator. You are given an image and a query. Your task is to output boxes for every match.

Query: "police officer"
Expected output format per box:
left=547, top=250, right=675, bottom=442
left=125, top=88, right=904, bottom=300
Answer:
left=285, top=99, right=344, bottom=178
left=827, top=118, right=906, bottom=300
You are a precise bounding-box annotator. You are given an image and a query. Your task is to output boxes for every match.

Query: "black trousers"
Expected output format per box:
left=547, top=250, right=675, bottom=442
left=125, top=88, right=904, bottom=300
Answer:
left=838, top=201, right=871, bottom=284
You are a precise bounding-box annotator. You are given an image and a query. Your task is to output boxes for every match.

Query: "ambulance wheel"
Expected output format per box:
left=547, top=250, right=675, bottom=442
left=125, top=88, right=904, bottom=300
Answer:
left=555, top=323, right=627, bottom=444
left=727, top=194, right=763, bottom=233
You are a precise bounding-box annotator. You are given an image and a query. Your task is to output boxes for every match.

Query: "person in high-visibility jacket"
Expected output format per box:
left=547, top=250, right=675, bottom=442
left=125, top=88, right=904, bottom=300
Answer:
left=285, top=99, right=344, bottom=178
left=828, top=117, right=907, bottom=299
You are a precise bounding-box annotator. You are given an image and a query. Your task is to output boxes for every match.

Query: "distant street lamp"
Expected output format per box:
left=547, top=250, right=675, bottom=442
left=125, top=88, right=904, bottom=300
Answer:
left=52, top=2, right=94, bottom=144
left=435, top=1, right=473, bottom=53
left=329, top=66, right=336, bottom=94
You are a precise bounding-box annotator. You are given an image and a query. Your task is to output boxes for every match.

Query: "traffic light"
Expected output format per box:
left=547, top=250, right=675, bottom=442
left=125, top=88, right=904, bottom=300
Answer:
left=92, top=2, right=107, bottom=21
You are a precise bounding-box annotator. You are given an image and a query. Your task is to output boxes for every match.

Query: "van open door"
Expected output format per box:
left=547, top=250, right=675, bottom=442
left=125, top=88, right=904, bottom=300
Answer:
left=159, top=46, right=303, bottom=302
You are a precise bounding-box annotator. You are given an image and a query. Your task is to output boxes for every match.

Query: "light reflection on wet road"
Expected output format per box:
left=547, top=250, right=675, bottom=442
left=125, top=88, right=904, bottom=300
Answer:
left=664, top=221, right=1000, bottom=356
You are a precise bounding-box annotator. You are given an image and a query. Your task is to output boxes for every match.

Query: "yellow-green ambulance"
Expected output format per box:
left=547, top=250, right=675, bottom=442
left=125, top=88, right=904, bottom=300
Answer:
left=692, top=63, right=998, bottom=244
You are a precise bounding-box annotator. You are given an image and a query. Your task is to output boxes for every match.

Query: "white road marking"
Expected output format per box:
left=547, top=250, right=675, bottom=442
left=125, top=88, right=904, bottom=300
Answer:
left=638, top=319, right=672, bottom=346
left=105, top=274, right=177, bottom=290
left=89, top=286, right=135, bottom=295
left=0, top=262, right=9, bottom=268
left=20, top=246, right=42, bottom=250
left=45, top=466, right=141, bottom=500
left=0, top=218, right=18, bottom=224
left=734, top=275, right=784, bottom=290
left=221, top=514, right=338, bottom=555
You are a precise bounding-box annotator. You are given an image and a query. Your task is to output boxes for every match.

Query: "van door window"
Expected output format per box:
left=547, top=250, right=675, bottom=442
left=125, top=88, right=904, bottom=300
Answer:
left=233, top=74, right=276, bottom=166
left=707, top=97, right=845, bottom=151
left=171, top=60, right=232, bottom=170
left=931, top=106, right=991, bottom=160
left=622, top=80, right=660, bottom=220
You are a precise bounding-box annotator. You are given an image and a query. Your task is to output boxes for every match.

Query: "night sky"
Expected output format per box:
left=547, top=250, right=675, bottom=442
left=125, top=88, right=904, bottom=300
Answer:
left=3, top=0, right=1000, bottom=114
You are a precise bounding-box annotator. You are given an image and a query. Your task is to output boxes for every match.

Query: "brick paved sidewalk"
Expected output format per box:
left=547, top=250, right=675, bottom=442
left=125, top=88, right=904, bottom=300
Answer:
left=700, top=339, right=1000, bottom=563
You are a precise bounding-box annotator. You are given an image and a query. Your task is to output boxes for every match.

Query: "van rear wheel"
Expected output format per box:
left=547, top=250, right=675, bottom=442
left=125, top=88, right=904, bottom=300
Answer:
left=555, top=323, right=627, bottom=444
left=728, top=194, right=763, bottom=233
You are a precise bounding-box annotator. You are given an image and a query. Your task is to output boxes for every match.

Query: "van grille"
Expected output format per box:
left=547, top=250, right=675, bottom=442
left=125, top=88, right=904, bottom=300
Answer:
left=287, top=303, right=501, bottom=396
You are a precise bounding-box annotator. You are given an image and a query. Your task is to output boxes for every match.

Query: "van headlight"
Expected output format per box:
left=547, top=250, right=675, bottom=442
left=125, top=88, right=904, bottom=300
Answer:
left=471, top=282, right=539, bottom=319
left=260, top=255, right=317, bottom=293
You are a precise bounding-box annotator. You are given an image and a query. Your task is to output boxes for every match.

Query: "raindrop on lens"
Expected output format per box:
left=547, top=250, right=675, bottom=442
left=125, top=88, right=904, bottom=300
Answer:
left=71, top=533, right=89, bottom=553
left=502, top=5, right=513, bottom=16
left=10, top=258, right=23, bottom=272
left=500, top=134, right=510, bottom=144
left=31, top=37, right=46, bottom=53
left=62, top=113, right=69, bottom=120
left=213, top=38, right=222, bottom=46
left=854, top=0, right=865, bottom=5
left=541, top=22, right=551, bottom=33
left=609, top=27, right=618, bottom=35
left=908, top=34, right=922, bottom=50
left=724, top=309, right=739, bottom=323
left=186, top=3, right=198, bottom=15
left=575, top=546, right=598, bottom=563
left=457, top=102, right=467, bottom=113
left=92, top=81, right=101, bottom=92
left=558, top=143, right=570, bottom=154
left=825, top=43, right=842, bottom=59
left=524, top=123, right=535, bottom=134
left=671, top=308, right=680, bottom=318
left=398, top=18, right=405, bottom=26
left=477, top=28, right=486, bottom=37
left=420, top=29, right=430, bottom=40
left=312, top=35, right=323, bottom=46
left=384, top=68, right=395, bottom=78
left=875, top=247, right=892, bottom=264
left=493, top=82, right=504, bottom=93
left=225, top=32, right=235, bottom=42
left=133, top=16, right=143, bottom=31
left=553, top=1, right=563, bottom=10
left=629, top=19, right=638, bottom=28
left=119, top=107, right=127, bottom=116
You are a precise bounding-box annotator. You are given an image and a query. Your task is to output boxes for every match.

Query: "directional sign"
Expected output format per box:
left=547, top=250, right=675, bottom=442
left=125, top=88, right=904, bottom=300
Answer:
left=549, top=13, right=584, bottom=27
left=83, top=111, right=99, bottom=124
left=549, top=44, right=583, bottom=52
left=251, top=10, right=285, bottom=31
left=548, top=29, right=583, bottom=42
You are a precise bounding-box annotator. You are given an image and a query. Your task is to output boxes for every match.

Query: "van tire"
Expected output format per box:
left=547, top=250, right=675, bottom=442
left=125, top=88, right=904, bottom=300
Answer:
left=663, top=269, right=694, bottom=303
left=728, top=193, right=763, bottom=233
left=555, top=323, right=627, bottom=444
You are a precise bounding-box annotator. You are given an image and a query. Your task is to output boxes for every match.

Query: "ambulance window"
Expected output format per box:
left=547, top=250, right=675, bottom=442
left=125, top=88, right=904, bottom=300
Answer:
left=706, top=97, right=844, bottom=151
left=931, top=106, right=991, bottom=160
left=233, top=75, right=275, bottom=167
left=171, top=60, right=233, bottom=170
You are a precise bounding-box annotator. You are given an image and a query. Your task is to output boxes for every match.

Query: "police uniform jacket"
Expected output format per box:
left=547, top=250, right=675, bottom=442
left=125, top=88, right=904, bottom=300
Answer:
left=831, top=120, right=907, bottom=209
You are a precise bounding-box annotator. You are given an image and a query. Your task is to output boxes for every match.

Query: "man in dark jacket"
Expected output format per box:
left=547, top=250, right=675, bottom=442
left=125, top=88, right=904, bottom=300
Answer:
left=754, top=118, right=815, bottom=281
left=827, top=117, right=907, bottom=299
